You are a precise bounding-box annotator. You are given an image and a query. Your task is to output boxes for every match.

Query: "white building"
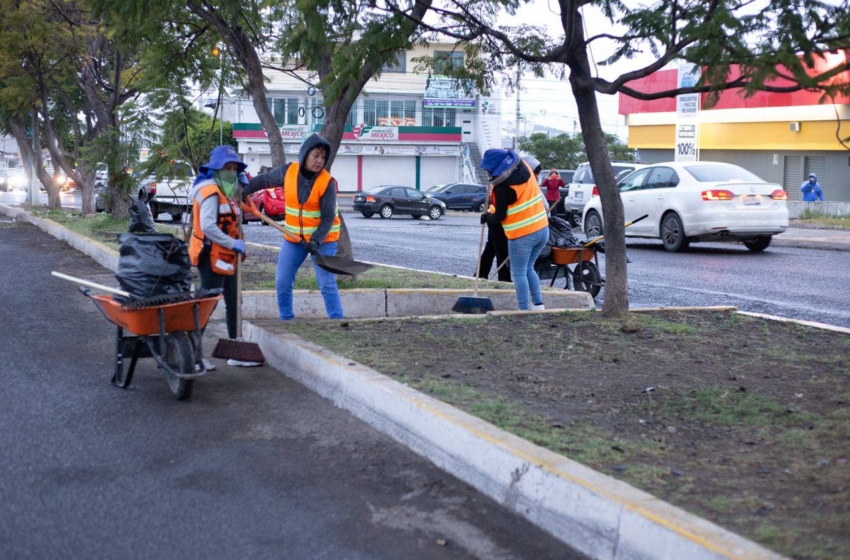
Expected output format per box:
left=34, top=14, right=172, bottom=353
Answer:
left=218, top=44, right=501, bottom=191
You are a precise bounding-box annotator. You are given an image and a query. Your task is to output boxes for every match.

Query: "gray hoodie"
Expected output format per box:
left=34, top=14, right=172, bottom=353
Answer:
left=245, top=134, right=339, bottom=245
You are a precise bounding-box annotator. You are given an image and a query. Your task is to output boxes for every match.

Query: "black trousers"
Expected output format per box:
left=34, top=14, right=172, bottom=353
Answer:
left=197, top=248, right=238, bottom=339
left=477, top=223, right=511, bottom=282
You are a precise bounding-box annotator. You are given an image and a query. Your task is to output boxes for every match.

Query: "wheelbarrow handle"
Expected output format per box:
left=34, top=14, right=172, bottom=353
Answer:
left=52, top=271, right=131, bottom=297
left=583, top=214, right=649, bottom=248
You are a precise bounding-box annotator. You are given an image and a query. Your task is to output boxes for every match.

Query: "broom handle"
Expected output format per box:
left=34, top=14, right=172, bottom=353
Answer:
left=473, top=182, right=493, bottom=297
left=236, top=185, right=244, bottom=340
left=487, top=187, right=555, bottom=280
left=52, top=271, right=131, bottom=297
left=244, top=198, right=288, bottom=235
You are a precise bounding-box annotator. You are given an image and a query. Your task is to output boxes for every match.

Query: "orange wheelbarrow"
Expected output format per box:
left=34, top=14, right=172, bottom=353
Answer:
left=550, top=247, right=603, bottom=298
left=54, top=271, right=222, bottom=401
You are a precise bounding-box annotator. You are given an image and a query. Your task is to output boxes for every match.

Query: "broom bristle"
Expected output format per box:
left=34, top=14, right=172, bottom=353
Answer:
left=212, top=338, right=265, bottom=363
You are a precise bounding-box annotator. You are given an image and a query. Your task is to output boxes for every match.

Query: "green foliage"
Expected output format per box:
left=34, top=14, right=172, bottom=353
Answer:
left=518, top=131, right=634, bottom=168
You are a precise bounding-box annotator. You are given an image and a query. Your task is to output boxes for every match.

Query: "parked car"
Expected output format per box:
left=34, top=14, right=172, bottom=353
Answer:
left=353, top=185, right=446, bottom=220
left=562, top=161, right=647, bottom=225
left=428, top=182, right=488, bottom=212
left=538, top=168, right=575, bottom=185
left=581, top=161, right=789, bottom=252
left=424, top=183, right=453, bottom=193
left=243, top=185, right=286, bottom=224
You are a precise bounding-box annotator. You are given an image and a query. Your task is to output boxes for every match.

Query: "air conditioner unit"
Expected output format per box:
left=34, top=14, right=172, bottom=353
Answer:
left=789, top=122, right=801, bottom=132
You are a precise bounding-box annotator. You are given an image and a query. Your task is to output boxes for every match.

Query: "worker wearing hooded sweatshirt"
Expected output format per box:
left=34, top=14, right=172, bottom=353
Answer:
left=244, top=134, right=343, bottom=320
left=800, top=173, right=825, bottom=202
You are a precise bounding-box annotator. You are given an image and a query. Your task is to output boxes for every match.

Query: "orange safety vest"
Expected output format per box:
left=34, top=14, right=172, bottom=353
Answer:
left=189, top=181, right=242, bottom=275
left=282, top=164, right=341, bottom=244
left=501, top=162, right=548, bottom=240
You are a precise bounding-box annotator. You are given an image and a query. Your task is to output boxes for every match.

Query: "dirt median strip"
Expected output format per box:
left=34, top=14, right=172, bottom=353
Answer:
left=262, top=310, right=849, bottom=560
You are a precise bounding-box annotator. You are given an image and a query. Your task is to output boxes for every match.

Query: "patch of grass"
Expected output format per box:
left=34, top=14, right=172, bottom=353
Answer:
left=797, top=207, right=850, bottom=228
left=660, top=386, right=811, bottom=428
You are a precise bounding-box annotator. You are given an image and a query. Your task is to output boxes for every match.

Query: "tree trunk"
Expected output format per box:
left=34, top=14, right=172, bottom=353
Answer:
left=567, top=13, right=630, bottom=317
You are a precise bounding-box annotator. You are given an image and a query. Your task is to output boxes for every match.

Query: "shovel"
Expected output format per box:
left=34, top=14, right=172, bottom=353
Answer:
left=243, top=198, right=373, bottom=276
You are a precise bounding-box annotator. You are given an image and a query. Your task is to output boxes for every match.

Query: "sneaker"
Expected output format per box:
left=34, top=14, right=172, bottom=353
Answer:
left=227, top=359, right=262, bottom=367
left=531, top=303, right=545, bottom=311
left=195, top=359, right=216, bottom=372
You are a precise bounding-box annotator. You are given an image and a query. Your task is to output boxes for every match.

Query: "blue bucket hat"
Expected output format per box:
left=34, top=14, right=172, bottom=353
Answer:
left=199, top=145, right=247, bottom=174
left=479, top=149, right=519, bottom=178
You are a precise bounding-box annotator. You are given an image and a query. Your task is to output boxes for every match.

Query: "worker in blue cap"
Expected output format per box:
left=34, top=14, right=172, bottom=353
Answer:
left=187, top=145, right=255, bottom=368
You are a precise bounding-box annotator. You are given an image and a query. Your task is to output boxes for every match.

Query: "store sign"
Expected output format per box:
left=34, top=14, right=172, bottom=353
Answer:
left=675, top=63, right=700, bottom=162
left=351, top=124, right=399, bottom=141
left=280, top=125, right=309, bottom=140
left=424, top=76, right=476, bottom=109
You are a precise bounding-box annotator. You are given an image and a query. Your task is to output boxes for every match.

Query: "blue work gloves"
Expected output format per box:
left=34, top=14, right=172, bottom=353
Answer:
left=304, top=239, right=320, bottom=255
left=233, top=239, right=246, bottom=254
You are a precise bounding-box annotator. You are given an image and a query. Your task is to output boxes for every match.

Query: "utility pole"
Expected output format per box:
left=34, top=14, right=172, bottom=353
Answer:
left=514, top=66, right=521, bottom=150
left=213, top=46, right=224, bottom=146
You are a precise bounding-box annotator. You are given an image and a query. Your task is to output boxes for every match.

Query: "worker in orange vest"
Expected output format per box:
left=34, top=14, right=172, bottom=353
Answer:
left=244, top=134, right=343, bottom=320
left=479, top=149, right=550, bottom=310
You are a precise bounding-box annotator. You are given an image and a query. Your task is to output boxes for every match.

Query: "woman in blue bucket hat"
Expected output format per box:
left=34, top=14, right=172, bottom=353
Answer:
left=187, top=145, right=257, bottom=368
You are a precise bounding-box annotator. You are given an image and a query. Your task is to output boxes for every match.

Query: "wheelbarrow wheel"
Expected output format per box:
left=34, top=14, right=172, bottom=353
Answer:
left=572, top=261, right=602, bottom=298
left=163, top=331, right=194, bottom=401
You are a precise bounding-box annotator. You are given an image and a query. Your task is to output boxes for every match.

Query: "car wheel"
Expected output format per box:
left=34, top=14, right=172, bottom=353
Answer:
left=148, top=202, right=160, bottom=222
left=170, top=211, right=182, bottom=223
left=411, top=214, right=422, bottom=219
left=361, top=212, right=374, bottom=218
left=743, top=235, right=772, bottom=252
left=583, top=210, right=603, bottom=238
left=661, top=212, right=690, bottom=252
left=428, top=205, right=443, bottom=220
left=379, top=204, right=394, bottom=219
left=475, top=202, right=486, bottom=213
left=259, top=205, right=269, bottom=226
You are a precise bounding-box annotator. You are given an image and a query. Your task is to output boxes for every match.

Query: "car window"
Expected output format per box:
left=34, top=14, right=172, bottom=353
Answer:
left=618, top=169, right=651, bottom=192
left=388, top=187, right=406, bottom=197
left=405, top=188, right=423, bottom=199
left=574, top=168, right=591, bottom=183
left=684, top=163, right=764, bottom=183
left=645, top=167, right=680, bottom=189
left=368, top=186, right=387, bottom=193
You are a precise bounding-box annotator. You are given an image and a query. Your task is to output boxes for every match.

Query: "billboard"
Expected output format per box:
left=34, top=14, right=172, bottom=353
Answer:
left=424, top=77, right=475, bottom=108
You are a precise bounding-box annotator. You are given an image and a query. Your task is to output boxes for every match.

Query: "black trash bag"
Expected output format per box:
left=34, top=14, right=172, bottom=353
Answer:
left=128, top=199, right=156, bottom=233
left=115, top=233, right=192, bottom=299
left=548, top=216, right=582, bottom=248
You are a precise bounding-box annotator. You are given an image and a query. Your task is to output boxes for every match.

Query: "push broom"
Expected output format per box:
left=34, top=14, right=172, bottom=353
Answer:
left=452, top=183, right=495, bottom=314
left=212, top=185, right=265, bottom=365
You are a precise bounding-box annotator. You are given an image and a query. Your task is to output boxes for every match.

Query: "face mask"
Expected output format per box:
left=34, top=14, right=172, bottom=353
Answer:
left=215, top=170, right=238, bottom=197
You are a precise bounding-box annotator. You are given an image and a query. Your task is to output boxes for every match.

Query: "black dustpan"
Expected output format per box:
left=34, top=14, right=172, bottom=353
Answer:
left=312, top=253, right=374, bottom=276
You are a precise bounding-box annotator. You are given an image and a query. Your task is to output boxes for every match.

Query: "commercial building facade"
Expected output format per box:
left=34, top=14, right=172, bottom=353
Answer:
left=220, top=44, right=502, bottom=192
left=619, top=53, right=850, bottom=201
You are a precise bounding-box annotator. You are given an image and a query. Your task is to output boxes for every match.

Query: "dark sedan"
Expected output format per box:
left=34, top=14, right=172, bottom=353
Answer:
left=428, top=182, right=487, bottom=212
left=353, top=185, right=446, bottom=220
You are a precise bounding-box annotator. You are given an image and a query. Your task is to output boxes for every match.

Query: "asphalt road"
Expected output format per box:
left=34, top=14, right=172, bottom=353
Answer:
left=0, top=221, right=582, bottom=560
left=244, top=213, right=850, bottom=329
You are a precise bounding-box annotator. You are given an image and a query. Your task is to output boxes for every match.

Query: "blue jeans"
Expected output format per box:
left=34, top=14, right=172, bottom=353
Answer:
left=276, top=240, right=343, bottom=320
left=507, top=226, right=549, bottom=310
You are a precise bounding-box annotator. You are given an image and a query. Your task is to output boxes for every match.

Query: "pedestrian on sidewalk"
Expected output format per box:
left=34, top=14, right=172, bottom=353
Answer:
left=542, top=168, right=565, bottom=208
left=244, top=134, right=343, bottom=321
left=479, top=149, right=550, bottom=311
left=188, top=145, right=251, bottom=370
left=800, top=173, right=825, bottom=202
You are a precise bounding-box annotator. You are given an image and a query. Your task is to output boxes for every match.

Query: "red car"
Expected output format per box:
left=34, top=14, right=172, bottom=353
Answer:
left=244, top=185, right=285, bottom=224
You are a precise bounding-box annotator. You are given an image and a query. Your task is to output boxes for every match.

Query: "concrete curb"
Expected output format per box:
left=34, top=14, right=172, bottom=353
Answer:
left=243, top=315, right=788, bottom=560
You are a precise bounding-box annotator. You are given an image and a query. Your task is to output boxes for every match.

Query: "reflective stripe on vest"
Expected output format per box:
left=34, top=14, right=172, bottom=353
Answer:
left=189, top=182, right=240, bottom=266
left=283, top=164, right=341, bottom=243
left=502, top=162, right=548, bottom=240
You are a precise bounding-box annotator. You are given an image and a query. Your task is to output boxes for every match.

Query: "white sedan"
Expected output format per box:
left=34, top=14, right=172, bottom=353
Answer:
left=581, top=161, right=789, bottom=252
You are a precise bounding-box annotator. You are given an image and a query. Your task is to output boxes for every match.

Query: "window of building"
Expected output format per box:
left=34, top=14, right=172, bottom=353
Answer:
left=390, top=100, right=416, bottom=126
left=381, top=51, right=407, bottom=73
left=346, top=102, right=357, bottom=127
left=310, top=98, right=325, bottom=126
left=267, top=98, right=300, bottom=126
left=434, top=50, right=464, bottom=73
left=422, top=107, right=456, bottom=127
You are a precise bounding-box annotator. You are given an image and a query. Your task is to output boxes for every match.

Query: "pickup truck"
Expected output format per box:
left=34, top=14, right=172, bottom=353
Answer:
left=140, top=161, right=195, bottom=222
